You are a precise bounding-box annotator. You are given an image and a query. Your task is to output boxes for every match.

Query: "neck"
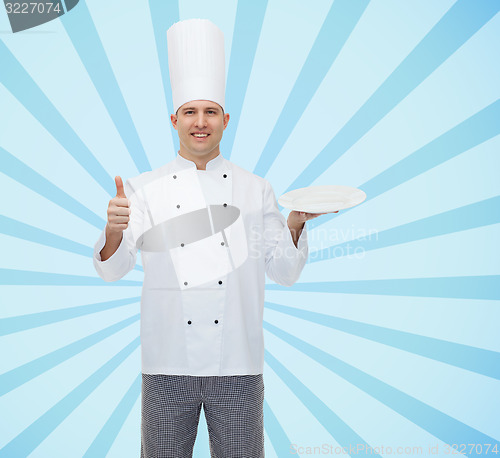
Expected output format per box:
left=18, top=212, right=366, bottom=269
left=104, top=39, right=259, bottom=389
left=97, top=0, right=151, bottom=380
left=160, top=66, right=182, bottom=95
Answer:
left=178, top=149, right=220, bottom=170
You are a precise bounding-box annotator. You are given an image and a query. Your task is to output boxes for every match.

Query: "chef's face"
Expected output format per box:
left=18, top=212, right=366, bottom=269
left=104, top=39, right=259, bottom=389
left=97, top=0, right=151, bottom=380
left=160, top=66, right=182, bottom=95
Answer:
left=171, top=100, right=230, bottom=161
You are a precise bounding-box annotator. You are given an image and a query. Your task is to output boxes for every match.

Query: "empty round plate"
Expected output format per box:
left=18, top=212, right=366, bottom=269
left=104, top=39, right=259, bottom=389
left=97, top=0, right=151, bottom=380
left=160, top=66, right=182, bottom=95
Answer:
left=278, top=185, right=366, bottom=213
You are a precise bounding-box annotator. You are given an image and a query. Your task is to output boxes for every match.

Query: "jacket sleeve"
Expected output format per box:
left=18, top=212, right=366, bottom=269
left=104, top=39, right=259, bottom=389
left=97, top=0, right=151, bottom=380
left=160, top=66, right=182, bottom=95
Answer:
left=263, top=180, right=308, bottom=286
left=93, top=179, right=144, bottom=282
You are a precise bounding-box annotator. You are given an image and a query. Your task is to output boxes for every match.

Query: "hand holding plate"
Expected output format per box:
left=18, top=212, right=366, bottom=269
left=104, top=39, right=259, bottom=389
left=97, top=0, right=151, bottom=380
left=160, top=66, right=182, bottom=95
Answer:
left=288, top=210, right=337, bottom=225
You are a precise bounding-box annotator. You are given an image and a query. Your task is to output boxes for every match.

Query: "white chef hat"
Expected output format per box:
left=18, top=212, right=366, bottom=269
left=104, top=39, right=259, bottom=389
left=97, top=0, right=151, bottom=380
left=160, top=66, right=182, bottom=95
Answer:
left=167, top=19, right=225, bottom=113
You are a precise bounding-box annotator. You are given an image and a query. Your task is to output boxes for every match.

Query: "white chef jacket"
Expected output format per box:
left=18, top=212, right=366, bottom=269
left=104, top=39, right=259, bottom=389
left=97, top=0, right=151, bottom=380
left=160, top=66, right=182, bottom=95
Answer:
left=93, top=153, right=308, bottom=376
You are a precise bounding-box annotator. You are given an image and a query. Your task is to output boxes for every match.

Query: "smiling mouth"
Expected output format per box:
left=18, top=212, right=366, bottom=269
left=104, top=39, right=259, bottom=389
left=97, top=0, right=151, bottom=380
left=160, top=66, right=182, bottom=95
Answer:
left=192, top=133, right=209, bottom=138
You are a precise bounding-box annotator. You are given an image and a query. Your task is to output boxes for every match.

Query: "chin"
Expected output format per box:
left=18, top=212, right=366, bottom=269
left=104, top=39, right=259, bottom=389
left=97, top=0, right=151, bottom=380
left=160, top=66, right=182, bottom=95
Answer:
left=191, top=148, right=213, bottom=155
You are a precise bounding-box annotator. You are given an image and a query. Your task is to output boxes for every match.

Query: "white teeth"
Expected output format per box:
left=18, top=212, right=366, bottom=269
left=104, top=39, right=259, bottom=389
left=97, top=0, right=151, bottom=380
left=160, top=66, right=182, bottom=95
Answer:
left=193, top=133, right=208, bottom=137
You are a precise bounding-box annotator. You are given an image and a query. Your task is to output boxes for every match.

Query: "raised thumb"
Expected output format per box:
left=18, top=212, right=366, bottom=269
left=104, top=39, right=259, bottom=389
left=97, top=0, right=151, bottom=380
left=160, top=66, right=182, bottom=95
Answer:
left=115, top=176, right=126, bottom=197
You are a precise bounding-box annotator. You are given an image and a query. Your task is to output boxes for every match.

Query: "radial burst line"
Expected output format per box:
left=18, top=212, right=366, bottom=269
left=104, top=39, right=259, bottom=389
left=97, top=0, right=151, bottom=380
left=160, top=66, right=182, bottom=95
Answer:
left=284, top=1, right=500, bottom=193
left=0, top=268, right=142, bottom=286
left=0, top=157, right=142, bottom=273
left=0, top=297, right=140, bottom=336
left=0, top=214, right=94, bottom=257
left=0, top=314, right=139, bottom=396
left=265, top=348, right=379, bottom=456
left=0, top=215, right=143, bottom=273
left=253, top=0, right=369, bottom=175
left=264, top=321, right=500, bottom=454
left=265, top=276, right=500, bottom=301
left=83, top=373, right=141, bottom=457
left=263, top=398, right=293, bottom=456
left=0, top=147, right=105, bottom=229
left=308, top=99, right=500, bottom=231
left=265, top=301, right=500, bottom=380
left=223, top=0, right=269, bottom=159
left=60, top=3, right=151, bottom=173
left=359, top=101, right=500, bottom=203
left=148, top=0, right=179, bottom=155
left=0, top=41, right=115, bottom=196
left=0, top=337, right=140, bottom=458
left=309, top=196, right=500, bottom=263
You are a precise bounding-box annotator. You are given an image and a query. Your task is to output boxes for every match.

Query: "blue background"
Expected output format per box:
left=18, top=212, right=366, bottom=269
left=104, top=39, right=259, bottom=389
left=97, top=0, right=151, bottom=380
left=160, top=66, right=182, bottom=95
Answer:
left=0, top=0, right=499, bottom=456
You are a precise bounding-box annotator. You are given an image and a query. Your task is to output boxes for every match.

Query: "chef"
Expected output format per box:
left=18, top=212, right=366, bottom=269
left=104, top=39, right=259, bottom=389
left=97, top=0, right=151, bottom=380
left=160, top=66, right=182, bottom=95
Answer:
left=93, top=18, right=329, bottom=458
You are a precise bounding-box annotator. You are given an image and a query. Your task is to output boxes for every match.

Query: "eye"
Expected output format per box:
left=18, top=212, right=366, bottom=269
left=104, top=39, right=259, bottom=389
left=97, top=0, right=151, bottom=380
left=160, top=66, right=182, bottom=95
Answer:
left=207, top=110, right=216, bottom=115
left=185, top=110, right=194, bottom=115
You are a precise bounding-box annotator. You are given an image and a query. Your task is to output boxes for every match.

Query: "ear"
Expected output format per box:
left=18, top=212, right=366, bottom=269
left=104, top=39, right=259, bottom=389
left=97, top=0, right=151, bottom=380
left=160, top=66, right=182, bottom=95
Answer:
left=223, top=113, right=230, bottom=130
left=170, top=114, right=178, bottom=130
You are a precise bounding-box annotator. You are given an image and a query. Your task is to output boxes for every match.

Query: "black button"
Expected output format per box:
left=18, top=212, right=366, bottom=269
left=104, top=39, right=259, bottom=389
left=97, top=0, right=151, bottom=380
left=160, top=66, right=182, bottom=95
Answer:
left=223, top=174, right=227, bottom=178
left=218, top=280, right=223, bottom=285
left=173, top=175, right=177, bottom=179
left=181, top=243, right=184, bottom=247
left=221, top=242, right=224, bottom=246
left=214, top=320, right=219, bottom=324
left=177, top=204, right=180, bottom=209
left=223, top=203, right=227, bottom=207
left=184, top=281, right=188, bottom=286
left=187, top=320, right=192, bottom=325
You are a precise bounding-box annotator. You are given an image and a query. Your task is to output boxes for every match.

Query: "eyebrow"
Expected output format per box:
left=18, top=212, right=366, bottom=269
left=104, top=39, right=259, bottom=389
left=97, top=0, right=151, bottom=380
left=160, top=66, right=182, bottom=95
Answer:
left=181, top=106, right=221, bottom=112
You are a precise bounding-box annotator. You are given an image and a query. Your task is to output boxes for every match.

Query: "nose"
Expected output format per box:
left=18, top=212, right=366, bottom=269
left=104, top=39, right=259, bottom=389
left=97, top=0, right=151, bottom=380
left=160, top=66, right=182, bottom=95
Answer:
left=194, top=112, right=207, bottom=128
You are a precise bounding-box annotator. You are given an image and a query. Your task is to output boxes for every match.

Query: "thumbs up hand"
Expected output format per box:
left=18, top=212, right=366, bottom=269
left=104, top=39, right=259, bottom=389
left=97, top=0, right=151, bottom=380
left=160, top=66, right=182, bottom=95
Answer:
left=106, top=176, right=131, bottom=234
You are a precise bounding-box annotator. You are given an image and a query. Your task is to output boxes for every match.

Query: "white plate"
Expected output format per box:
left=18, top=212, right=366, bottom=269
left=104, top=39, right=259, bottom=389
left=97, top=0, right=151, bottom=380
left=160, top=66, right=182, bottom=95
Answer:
left=278, top=185, right=366, bottom=213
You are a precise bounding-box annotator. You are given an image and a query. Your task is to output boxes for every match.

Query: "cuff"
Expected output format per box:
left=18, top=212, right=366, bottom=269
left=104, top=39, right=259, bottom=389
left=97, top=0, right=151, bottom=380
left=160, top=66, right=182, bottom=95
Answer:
left=278, top=222, right=308, bottom=261
left=295, top=224, right=308, bottom=254
left=93, top=228, right=131, bottom=281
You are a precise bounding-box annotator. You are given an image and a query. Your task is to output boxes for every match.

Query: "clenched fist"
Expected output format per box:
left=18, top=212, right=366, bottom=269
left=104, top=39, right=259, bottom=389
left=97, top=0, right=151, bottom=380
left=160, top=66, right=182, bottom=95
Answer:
left=106, top=176, right=131, bottom=234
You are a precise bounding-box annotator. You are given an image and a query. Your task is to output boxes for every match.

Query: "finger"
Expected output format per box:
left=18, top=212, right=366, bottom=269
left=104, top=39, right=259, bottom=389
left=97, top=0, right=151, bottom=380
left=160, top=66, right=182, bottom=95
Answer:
left=113, top=207, right=131, bottom=216
left=109, top=215, right=130, bottom=224
left=115, top=176, right=126, bottom=198
left=109, top=223, right=129, bottom=231
left=113, top=197, right=130, bottom=208
left=306, top=212, right=327, bottom=217
left=108, top=206, right=130, bottom=219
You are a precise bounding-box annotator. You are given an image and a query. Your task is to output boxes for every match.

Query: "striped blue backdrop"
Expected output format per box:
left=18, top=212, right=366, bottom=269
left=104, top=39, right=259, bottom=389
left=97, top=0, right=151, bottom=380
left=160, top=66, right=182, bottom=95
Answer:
left=1, top=0, right=499, bottom=457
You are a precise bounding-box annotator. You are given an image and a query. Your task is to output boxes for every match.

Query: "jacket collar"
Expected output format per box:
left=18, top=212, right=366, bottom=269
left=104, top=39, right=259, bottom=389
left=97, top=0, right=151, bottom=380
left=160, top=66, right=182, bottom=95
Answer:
left=174, top=152, right=225, bottom=171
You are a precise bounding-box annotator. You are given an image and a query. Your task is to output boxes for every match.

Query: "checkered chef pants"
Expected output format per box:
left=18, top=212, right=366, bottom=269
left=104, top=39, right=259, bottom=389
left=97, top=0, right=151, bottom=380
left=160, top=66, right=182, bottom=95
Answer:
left=140, top=373, right=265, bottom=458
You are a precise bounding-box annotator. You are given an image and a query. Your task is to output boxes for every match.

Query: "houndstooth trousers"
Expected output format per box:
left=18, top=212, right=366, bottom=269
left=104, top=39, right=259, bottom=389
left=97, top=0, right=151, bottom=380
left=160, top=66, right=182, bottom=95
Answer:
left=140, top=373, right=265, bottom=458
